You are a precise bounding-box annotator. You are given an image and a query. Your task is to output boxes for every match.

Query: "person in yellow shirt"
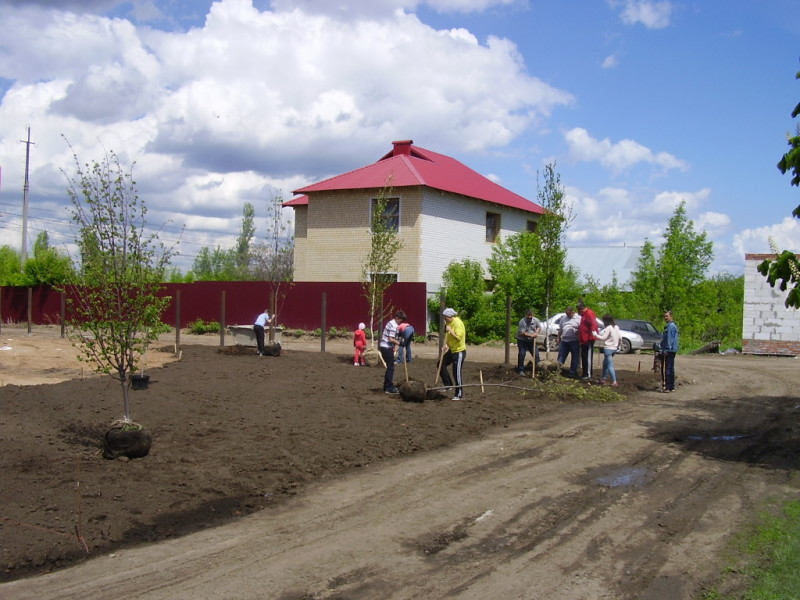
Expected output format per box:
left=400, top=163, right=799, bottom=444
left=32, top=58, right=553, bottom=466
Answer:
left=439, top=307, right=466, bottom=400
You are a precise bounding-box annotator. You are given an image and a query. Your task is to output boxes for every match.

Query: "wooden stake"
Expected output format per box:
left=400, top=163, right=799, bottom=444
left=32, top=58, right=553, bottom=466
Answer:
left=479, top=370, right=485, bottom=394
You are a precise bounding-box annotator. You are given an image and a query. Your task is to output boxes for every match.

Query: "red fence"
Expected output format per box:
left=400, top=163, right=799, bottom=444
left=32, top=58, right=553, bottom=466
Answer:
left=0, top=282, right=429, bottom=334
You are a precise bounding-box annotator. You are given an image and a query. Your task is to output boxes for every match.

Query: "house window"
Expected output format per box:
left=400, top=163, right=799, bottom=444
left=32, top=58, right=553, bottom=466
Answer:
left=369, top=272, right=398, bottom=283
left=486, top=212, right=500, bottom=243
left=527, top=220, right=538, bottom=233
left=371, top=197, right=400, bottom=232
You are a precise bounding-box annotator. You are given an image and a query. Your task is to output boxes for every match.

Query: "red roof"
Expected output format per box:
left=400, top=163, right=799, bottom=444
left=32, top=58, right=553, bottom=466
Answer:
left=287, top=140, right=544, bottom=214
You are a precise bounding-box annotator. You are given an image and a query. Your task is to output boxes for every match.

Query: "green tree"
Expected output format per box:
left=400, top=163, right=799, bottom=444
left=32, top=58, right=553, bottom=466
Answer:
left=191, top=246, right=237, bottom=281
left=0, top=245, right=24, bottom=286
left=487, top=231, right=543, bottom=317
left=759, top=64, right=800, bottom=308
left=234, top=202, right=256, bottom=276
left=361, top=182, right=403, bottom=344
left=436, top=259, right=501, bottom=343
left=62, top=144, right=174, bottom=424
left=630, top=202, right=713, bottom=323
left=535, top=162, right=574, bottom=325
left=21, top=232, right=74, bottom=286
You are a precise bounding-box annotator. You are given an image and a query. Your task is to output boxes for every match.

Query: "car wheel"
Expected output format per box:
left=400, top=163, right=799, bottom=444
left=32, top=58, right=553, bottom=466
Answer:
left=547, top=335, right=558, bottom=352
left=619, top=338, right=632, bottom=354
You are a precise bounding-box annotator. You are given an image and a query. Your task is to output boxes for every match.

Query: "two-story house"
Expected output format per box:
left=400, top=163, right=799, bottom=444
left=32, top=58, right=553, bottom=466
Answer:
left=284, top=140, right=545, bottom=295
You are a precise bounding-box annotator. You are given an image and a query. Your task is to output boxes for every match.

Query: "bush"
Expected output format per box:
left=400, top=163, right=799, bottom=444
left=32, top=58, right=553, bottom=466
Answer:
left=186, top=318, right=220, bottom=335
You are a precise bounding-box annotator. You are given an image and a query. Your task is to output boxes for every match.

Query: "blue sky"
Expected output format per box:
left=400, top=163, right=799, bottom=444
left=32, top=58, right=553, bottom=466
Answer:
left=0, top=0, right=798, bottom=278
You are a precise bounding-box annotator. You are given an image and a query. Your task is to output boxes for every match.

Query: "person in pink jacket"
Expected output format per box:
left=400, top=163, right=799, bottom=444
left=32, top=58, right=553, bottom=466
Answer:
left=353, top=322, right=367, bottom=366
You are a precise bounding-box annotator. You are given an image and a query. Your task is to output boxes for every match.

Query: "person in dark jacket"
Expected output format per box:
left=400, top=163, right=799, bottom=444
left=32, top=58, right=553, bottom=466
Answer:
left=660, top=310, right=680, bottom=392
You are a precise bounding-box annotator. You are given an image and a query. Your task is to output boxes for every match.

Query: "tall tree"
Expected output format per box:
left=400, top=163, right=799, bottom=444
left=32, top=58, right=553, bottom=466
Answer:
left=629, top=202, right=713, bottom=324
left=759, top=64, right=800, bottom=308
left=62, top=144, right=174, bottom=424
left=361, top=182, right=403, bottom=344
left=535, top=162, right=574, bottom=325
left=659, top=201, right=713, bottom=311
left=234, top=202, right=256, bottom=276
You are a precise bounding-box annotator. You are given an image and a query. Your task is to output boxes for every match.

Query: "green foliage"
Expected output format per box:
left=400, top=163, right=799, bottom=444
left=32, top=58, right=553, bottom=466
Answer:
left=761, top=64, right=800, bottom=308
left=0, top=245, right=24, bottom=285
left=187, top=318, right=220, bottom=335
left=758, top=249, right=800, bottom=309
left=21, top=232, right=74, bottom=286
left=326, top=326, right=351, bottom=339
left=61, top=141, right=174, bottom=423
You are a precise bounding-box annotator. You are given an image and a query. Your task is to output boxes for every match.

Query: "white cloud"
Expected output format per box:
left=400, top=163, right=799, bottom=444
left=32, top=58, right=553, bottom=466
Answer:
left=0, top=0, right=568, bottom=270
left=269, top=0, right=521, bottom=18
left=733, top=217, right=800, bottom=257
left=609, top=0, right=673, bottom=29
left=601, top=53, right=619, bottom=69
left=564, top=127, right=689, bottom=173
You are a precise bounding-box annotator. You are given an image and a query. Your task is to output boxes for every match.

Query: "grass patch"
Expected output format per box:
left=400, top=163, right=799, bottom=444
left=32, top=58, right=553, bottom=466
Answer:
left=703, top=499, right=800, bottom=599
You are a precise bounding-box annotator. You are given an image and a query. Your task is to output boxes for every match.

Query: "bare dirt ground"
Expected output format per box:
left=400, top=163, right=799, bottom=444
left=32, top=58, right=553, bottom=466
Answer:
left=1, top=325, right=798, bottom=599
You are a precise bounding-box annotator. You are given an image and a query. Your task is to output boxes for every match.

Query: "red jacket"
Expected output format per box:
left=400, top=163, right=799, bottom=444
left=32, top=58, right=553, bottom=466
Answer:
left=353, top=329, right=366, bottom=348
left=578, top=307, right=598, bottom=345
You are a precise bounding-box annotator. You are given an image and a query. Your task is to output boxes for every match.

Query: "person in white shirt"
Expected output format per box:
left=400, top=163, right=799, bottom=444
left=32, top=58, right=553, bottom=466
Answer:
left=379, top=310, right=406, bottom=394
left=253, top=308, right=272, bottom=356
left=556, top=307, right=581, bottom=377
left=593, top=314, right=621, bottom=386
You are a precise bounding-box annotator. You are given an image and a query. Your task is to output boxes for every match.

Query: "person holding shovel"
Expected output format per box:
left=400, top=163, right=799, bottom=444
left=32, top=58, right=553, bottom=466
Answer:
left=439, top=308, right=466, bottom=401
left=660, top=310, right=679, bottom=392
left=379, top=310, right=406, bottom=394
left=515, top=309, right=541, bottom=376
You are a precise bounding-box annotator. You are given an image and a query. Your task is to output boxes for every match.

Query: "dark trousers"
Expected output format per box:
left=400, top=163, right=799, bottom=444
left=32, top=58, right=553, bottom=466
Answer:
left=516, top=339, right=539, bottom=371
left=558, top=339, right=579, bottom=375
left=580, top=341, right=595, bottom=377
left=253, top=324, right=266, bottom=354
left=663, top=351, right=676, bottom=391
left=439, top=350, right=466, bottom=398
left=380, top=346, right=396, bottom=391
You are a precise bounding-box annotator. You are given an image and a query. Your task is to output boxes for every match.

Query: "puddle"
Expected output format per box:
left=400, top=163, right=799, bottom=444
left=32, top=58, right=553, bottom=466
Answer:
left=686, top=434, right=748, bottom=442
left=596, top=466, right=650, bottom=488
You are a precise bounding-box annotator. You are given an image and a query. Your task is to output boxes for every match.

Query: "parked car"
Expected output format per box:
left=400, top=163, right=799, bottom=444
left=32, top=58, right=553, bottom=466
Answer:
left=535, top=313, right=644, bottom=354
left=615, top=319, right=661, bottom=351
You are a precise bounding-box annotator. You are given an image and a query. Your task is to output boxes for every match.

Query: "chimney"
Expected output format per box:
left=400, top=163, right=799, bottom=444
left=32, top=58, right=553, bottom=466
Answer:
left=392, top=140, right=413, bottom=156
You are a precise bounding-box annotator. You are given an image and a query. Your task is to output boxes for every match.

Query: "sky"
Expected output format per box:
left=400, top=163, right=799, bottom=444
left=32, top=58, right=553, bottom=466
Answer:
left=0, top=0, right=798, bottom=279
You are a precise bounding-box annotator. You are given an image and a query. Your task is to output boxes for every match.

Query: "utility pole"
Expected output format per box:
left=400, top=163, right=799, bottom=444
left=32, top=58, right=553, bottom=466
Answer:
left=20, top=126, right=34, bottom=265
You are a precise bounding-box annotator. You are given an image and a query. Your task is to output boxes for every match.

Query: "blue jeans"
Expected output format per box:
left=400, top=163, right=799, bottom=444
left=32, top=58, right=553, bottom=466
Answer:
left=602, top=348, right=617, bottom=383
left=396, top=326, right=414, bottom=363
left=663, top=351, right=676, bottom=391
left=558, top=339, right=579, bottom=375
left=516, top=339, right=539, bottom=372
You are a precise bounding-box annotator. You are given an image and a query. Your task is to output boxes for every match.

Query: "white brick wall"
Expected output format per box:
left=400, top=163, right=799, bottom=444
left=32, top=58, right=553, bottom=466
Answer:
left=743, top=255, right=800, bottom=353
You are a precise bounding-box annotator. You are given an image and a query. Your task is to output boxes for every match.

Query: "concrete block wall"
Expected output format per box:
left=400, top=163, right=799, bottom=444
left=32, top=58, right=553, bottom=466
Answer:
left=742, top=253, right=800, bottom=355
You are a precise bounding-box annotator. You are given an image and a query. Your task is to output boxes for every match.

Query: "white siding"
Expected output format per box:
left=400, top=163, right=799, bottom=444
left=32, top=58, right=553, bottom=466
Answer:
left=419, top=190, right=538, bottom=294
